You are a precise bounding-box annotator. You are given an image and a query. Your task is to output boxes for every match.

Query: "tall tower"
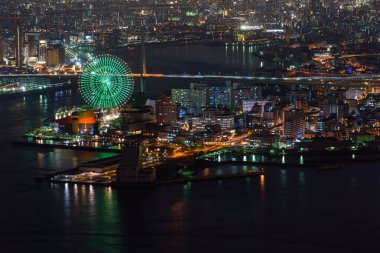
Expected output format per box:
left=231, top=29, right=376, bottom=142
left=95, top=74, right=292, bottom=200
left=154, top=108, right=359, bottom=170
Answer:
left=38, top=40, right=47, bottom=63
left=16, top=21, right=22, bottom=67
left=116, top=140, right=156, bottom=184
left=140, top=25, right=147, bottom=93
left=117, top=141, right=143, bottom=182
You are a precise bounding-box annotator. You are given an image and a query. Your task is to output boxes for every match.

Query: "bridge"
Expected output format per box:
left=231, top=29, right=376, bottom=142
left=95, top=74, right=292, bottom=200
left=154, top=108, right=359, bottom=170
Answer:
left=1, top=73, right=380, bottom=88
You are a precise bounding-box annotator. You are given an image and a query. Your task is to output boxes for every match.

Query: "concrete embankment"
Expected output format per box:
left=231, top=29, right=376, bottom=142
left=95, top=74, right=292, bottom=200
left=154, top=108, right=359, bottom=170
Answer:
left=11, top=141, right=122, bottom=153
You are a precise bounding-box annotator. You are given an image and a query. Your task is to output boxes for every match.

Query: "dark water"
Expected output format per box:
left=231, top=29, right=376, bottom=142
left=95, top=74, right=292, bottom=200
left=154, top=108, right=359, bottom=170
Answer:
left=117, top=43, right=271, bottom=75
left=114, top=43, right=275, bottom=96
left=117, top=44, right=274, bottom=75
left=1, top=45, right=380, bottom=252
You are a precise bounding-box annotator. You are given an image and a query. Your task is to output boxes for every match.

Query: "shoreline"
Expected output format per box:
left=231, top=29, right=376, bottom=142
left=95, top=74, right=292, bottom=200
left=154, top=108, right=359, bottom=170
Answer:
left=0, top=82, right=77, bottom=99
left=11, top=140, right=122, bottom=153
left=40, top=152, right=339, bottom=187
left=14, top=139, right=380, bottom=163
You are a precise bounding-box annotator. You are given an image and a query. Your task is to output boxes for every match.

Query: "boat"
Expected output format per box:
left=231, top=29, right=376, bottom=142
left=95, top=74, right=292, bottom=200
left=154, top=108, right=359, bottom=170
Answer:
left=204, top=40, right=225, bottom=47
left=101, top=141, right=114, bottom=147
left=34, top=176, right=45, bottom=183
left=317, top=165, right=341, bottom=171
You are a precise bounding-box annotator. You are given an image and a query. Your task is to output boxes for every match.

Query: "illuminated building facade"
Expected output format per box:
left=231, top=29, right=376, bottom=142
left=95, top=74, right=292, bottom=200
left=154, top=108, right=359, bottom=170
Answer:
left=55, top=106, right=98, bottom=134
left=191, top=114, right=234, bottom=132
left=172, top=85, right=207, bottom=113
left=242, top=99, right=268, bottom=113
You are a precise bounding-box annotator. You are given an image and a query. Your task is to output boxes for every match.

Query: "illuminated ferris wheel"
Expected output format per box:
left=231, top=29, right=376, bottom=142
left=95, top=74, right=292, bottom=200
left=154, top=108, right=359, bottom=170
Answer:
left=80, top=54, right=134, bottom=109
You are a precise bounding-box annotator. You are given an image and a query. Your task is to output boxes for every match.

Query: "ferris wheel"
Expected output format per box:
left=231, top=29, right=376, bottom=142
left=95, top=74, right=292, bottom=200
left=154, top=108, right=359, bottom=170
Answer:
left=80, top=54, right=134, bottom=109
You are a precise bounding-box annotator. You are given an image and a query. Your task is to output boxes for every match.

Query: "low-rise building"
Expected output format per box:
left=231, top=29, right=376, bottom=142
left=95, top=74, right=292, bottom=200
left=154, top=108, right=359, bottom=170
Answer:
left=295, top=139, right=353, bottom=151
left=249, top=133, right=280, bottom=149
left=350, top=133, right=376, bottom=146
left=191, top=114, right=234, bottom=132
left=121, top=106, right=156, bottom=133
left=55, top=105, right=98, bottom=134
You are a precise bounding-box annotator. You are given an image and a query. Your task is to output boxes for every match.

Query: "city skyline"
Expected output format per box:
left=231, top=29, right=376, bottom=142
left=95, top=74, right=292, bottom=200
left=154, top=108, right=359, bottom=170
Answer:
left=1, top=1, right=380, bottom=252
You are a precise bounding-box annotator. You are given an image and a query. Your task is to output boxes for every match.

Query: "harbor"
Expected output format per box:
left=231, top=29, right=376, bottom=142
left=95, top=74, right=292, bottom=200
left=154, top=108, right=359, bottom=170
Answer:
left=40, top=146, right=350, bottom=187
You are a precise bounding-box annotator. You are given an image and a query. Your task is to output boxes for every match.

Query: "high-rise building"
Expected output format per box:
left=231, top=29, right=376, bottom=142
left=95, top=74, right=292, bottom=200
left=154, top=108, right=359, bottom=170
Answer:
left=310, top=0, right=321, bottom=15
left=295, top=98, right=308, bottom=111
left=172, top=85, right=208, bottom=114
left=283, top=109, right=305, bottom=139
left=172, top=89, right=192, bottom=108
left=156, top=98, right=179, bottom=125
left=320, top=99, right=347, bottom=122
left=24, top=32, right=40, bottom=65
left=190, top=83, right=209, bottom=111
left=38, top=40, right=47, bottom=63
left=373, top=0, right=380, bottom=9
left=231, top=84, right=262, bottom=109
left=0, top=34, right=4, bottom=62
left=207, top=84, right=232, bottom=108
left=191, top=88, right=207, bottom=110
left=242, top=99, right=268, bottom=113
left=345, top=88, right=365, bottom=100
left=46, top=40, right=65, bottom=67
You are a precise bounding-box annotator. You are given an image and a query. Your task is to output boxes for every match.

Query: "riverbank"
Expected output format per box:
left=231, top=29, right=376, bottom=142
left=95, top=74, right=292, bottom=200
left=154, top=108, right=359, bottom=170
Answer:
left=0, top=81, right=77, bottom=99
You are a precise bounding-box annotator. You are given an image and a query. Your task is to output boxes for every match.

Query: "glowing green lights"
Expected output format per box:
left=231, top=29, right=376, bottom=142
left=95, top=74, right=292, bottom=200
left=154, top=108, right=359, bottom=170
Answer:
left=80, top=54, right=134, bottom=109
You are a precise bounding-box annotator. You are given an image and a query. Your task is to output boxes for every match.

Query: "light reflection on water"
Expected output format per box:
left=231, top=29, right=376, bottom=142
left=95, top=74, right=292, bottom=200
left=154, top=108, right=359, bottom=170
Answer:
left=245, top=176, right=251, bottom=187
left=260, top=174, right=266, bottom=204
left=300, top=155, right=304, bottom=165
left=170, top=199, right=187, bottom=231
left=118, top=43, right=274, bottom=75
left=89, top=185, right=95, bottom=208
left=73, top=184, right=79, bottom=207
left=104, top=187, right=115, bottom=214
left=32, top=160, right=380, bottom=252
left=60, top=183, right=121, bottom=226
left=37, top=152, right=46, bottom=168
left=63, top=183, right=70, bottom=217
left=218, top=179, right=223, bottom=190
left=170, top=183, right=192, bottom=232
left=280, top=169, right=287, bottom=189
left=298, top=171, right=305, bottom=187
left=197, top=165, right=260, bottom=177
left=350, top=177, right=358, bottom=187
